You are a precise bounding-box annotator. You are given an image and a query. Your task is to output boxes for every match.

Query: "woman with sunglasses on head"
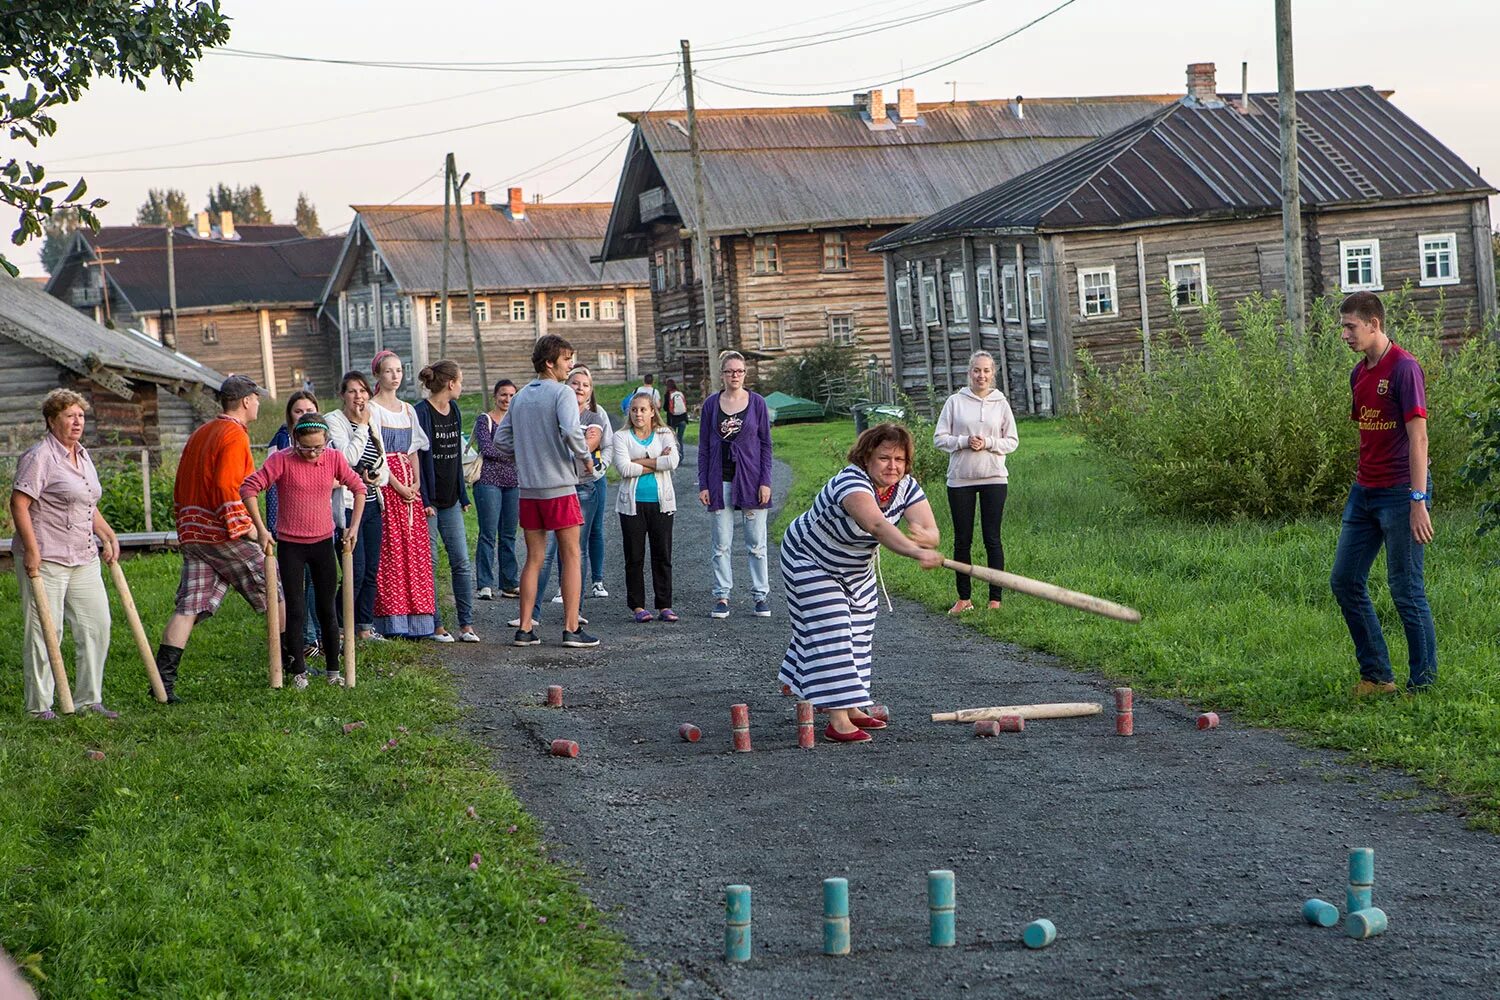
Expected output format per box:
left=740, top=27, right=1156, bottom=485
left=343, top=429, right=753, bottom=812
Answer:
left=697, top=351, right=774, bottom=620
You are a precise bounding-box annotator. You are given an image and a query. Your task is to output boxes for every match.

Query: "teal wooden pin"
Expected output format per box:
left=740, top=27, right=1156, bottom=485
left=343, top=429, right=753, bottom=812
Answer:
left=1345, top=906, right=1388, bottom=940
left=1346, top=884, right=1373, bottom=913
left=928, top=870, right=955, bottom=947
left=1022, top=918, right=1056, bottom=949
left=822, top=877, right=850, bottom=956
left=724, top=884, right=752, bottom=963
left=1348, top=848, right=1374, bottom=886
left=1302, top=898, right=1339, bottom=927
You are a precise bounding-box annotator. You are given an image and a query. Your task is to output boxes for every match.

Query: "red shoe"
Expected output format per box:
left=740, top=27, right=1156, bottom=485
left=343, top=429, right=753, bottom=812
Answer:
left=823, top=724, right=872, bottom=744
left=781, top=683, right=792, bottom=696
left=850, top=715, right=886, bottom=730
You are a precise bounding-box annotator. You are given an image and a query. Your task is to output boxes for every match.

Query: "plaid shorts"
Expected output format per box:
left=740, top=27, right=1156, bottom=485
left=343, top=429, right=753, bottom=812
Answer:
left=174, top=538, right=277, bottom=619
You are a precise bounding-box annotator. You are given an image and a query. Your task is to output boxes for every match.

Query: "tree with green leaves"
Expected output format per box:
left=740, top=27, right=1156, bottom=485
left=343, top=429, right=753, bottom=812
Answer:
left=205, top=183, right=273, bottom=224
left=39, top=207, right=84, bottom=275
left=136, top=187, right=192, bottom=226
left=294, top=192, right=322, bottom=236
left=1, top=1, right=231, bottom=276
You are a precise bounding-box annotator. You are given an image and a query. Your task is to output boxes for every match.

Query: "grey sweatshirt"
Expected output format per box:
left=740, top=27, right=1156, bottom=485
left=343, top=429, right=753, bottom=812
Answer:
left=495, top=378, right=590, bottom=500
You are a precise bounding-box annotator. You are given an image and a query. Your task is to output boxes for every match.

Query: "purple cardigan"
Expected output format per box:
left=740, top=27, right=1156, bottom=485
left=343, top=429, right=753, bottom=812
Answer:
left=697, top=390, right=774, bottom=511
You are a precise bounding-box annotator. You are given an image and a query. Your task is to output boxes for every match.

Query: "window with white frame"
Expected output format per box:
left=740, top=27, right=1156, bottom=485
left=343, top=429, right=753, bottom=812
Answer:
left=1168, top=257, right=1207, bottom=308
left=510, top=298, right=529, bottom=322
left=577, top=299, right=593, bottom=320
left=1001, top=265, right=1020, bottom=323
left=664, top=248, right=678, bottom=288
left=428, top=299, right=452, bottom=324
left=822, top=231, right=850, bottom=271
left=473, top=298, right=490, bottom=323
left=757, top=316, right=785, bottom=349
left=895, top=276, right=914, bottom=330
left=1025, top=267, right=1046, bottom=324
left=273, top=318, right=289, bottom=337
left=947, top=270, right=969, bottom=323
left=1418, top=233, right=1458, bottom=286
left=828, top=314, right=855, bottom=345
left=357, top=302, right=368, bottom=329
left=201, top=321, right=218, bottom=344
left=920, top=274, right=939, bottom=326
left=1078, top=266, right=1117, bottom=318
left=1340, top=239, right=1382, bottom=292
left=553, top=299, right=569, bottom=321
left=381, top=301, right=393, bottom=327
left=597, top=350, right=618, bottom=370
left=977, top=266, right=995, bottom=322
left=752, top=236, right=780, bottom=275
left=599, top=298, right=618, bottom=321
left=397, top=300, right=408, bottom=326
left=652, top=251, right=666, bottom=291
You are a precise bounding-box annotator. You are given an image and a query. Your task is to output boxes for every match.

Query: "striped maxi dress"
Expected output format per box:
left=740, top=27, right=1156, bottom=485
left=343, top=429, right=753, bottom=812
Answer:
left=777, top=465, right=927, bottom=709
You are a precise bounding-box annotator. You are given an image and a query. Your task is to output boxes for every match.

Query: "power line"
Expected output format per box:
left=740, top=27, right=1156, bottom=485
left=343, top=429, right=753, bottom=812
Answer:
left=541, top=69, right=682, bottom=201
left=475, top=123, right=632, bottom=195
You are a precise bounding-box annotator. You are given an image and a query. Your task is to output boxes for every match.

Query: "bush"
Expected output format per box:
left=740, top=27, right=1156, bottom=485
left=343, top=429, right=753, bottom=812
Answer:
left=767, top=342, right=862, bottom=413
left=1078, top=291, right=1499, bottom=519
left=95, top=455, right=178, bottom=533
left=1459, top=374, right=1500, bottom=535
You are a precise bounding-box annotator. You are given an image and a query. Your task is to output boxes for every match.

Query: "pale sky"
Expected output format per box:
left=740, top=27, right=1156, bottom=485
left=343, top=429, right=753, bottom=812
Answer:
left=13, top=0, right=1499, bottom=277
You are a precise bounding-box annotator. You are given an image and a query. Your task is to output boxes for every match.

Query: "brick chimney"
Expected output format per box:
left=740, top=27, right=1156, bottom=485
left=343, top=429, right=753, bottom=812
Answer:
left=508, top=187, right=525, bottom=220
left=1186, top=62, right=1218, bottom=104
left=896, top=87, right=917, bottom=122
left=195, top=211, right=210, bottom=238
left=471, top=190, right=487, bottom=206
left=868, top=88, right=886, bottom=124
left=219, top=210, right=235, bottom=240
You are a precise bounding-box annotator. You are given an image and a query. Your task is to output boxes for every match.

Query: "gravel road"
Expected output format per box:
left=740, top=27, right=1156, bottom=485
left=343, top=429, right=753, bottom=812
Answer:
left=444, top=449, right=1500, bottom=999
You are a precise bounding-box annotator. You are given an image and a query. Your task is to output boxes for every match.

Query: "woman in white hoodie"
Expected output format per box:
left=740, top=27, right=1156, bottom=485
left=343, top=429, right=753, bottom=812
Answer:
left=933, top=351, right=1018, bottom=614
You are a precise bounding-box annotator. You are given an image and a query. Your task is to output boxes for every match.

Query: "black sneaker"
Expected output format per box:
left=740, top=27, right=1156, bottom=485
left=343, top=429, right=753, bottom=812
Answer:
left=562, top=628, right=600, bottom=648
left=513, top=628, right=541, bottom=647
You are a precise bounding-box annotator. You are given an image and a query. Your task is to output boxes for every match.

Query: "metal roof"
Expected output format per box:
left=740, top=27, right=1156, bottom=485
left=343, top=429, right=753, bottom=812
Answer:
left=599, top=94, right=1183, bottom=259
left=352, top=203, right=648, bottom=295
left=872, top=87, right=1495, bottom=248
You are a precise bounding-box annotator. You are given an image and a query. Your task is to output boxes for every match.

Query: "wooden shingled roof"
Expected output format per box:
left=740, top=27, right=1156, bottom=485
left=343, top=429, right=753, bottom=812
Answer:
left=871, top=87, right=1495, bottom=249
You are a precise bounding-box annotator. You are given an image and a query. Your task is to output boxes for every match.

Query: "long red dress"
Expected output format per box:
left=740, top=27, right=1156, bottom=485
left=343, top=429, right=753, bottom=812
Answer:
left=373, top=411, right=436, bottom=637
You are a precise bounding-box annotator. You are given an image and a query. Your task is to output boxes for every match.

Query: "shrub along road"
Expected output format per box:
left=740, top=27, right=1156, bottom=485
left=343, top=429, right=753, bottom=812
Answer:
left=446, top=445, right=1500, bottom=999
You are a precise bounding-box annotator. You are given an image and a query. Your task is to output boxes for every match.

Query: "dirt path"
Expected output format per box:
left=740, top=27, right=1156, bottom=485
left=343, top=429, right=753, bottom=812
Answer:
left=444, top=449, right=1498, bottom=999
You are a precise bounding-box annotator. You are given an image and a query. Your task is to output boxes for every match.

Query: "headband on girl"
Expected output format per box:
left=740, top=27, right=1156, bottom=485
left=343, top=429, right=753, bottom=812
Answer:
left=294, top=418, right=330, bottom=434
left=371, top=350, right=398, bottom=375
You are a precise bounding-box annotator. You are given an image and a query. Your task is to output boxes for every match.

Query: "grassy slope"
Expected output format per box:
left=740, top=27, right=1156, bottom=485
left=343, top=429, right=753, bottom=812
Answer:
left=0, top=554, right=625, bottom=998
left=772, top=418, right=1500, bottom=830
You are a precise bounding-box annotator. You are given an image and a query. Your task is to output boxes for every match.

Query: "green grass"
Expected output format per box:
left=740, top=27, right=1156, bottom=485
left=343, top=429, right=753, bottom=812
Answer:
left=771, top=417, right=1500, bottom=830
left=0, top=555, right=626, bottom=998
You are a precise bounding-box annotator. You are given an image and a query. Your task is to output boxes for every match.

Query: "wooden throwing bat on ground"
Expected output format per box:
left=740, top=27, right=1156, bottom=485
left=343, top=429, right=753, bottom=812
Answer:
left=931, top=702, right=1102, bottom=723
left=27, top=571, right=75, bottom=714
left=265, top=548, right=283, bottom=689
left=942, top=559, right=1141, bottom=623
left=106, top=560, right=167, bottom=703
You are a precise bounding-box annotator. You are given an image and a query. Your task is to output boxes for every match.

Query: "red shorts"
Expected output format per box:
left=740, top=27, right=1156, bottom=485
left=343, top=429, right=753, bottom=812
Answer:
left=519, top=494, right=584, bottom=532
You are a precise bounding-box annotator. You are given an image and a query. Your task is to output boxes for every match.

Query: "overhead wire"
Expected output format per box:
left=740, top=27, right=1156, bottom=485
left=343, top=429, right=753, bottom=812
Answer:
left=539, top=70, right=681, bottom=201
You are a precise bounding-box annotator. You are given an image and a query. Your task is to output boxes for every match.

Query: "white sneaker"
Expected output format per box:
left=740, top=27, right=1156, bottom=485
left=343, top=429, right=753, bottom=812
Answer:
left=291, top=673, right=309, bottom=690
left=476, top=587, right=494, bottom=600
left=590, top=582, right=610, bottom=598
left=550, top=593, right=564, bottom=604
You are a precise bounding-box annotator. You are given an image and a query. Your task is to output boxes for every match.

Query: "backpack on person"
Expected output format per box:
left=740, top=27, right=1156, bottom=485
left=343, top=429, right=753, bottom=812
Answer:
left=462, top=414, right=489, bottom=485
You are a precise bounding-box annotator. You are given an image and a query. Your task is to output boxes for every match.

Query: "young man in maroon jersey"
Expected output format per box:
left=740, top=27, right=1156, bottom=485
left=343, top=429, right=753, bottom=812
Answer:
left=1329, top=291, right=1436, bottom=696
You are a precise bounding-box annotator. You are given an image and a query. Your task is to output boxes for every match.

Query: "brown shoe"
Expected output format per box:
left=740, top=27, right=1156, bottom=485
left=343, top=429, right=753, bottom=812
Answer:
left=1352, top=680, right=1398, bottom=697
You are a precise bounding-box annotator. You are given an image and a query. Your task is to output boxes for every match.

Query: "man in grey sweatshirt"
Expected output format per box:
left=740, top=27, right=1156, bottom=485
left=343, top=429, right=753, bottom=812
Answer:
left=496, top=334, right=601, bottom=648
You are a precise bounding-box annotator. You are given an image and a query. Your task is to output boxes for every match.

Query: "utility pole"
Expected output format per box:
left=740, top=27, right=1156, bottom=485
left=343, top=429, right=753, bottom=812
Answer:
left=166, top=223, right=179, bottom=348
left=1275, top=0, right=1306, bottom=339
left=440, top=152, right=453, bottom=357
left=681, top=39, right=721, bottom=394
left=450, top=161, right=488, bottom=393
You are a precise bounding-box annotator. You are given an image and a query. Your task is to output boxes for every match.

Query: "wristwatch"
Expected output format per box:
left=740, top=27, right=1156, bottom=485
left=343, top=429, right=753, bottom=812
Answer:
left=1409, top=490, right=1429, bottom=503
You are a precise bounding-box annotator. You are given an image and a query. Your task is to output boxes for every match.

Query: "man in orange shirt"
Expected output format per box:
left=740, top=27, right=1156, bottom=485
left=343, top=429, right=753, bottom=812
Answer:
left=154, top=375, right=284, bottom=702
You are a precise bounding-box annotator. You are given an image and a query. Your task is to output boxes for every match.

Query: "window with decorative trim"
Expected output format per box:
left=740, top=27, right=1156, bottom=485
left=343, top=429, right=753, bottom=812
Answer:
left=553, top=299, right=569, bottom=321
left=577, top=299, right=593, bottom=320
left=1002, top=265, right=1020, bottom=323
left=1025, top=267, right=1046, bottom=324
left=1418, top=233, right=1458, bottom=286
left=428, top=299, right=452, bottom=324
left=664, top=247, right=678, bottom=288
left=920, top=274, right=939, bottom=327
left=201, top=322, right=218, bottom=344
left=822, top=231, right=850, bottom=271
left=652, top=251, right=667, bottom=291
left=597, top=350, right=618, bottom=370
left=948, top=270, right=969, bottom=323
left=752, top=236, right=780, bottom=275
left=1078, top=266, right=1117, bottom=318
left=757, top=316, right=785, bottom=349
left=828, top=314, right=855, bottom=345
left=473, top=298, right=490, bottom=323
left=381, top=301, right=393, bottom=327
left=1339, top=239, right=1382, bottom=292
left=357, top=302, right=368, bottom=329
left=1168, top=257, right=1207, bottom=308
left=599, top=298, right=618, bottom=321
left=895, top=276, right=914, bottom=330
left=510, top=298, right=529, bottom=322
left=977, top=266, right=995, bottom=322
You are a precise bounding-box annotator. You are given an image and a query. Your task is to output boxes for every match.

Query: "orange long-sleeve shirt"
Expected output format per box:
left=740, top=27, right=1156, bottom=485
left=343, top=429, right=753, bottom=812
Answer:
left=174, top=415, right=255, bottom=544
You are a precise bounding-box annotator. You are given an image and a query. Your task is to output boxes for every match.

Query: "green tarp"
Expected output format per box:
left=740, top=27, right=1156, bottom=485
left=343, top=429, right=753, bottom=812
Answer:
left=762, top=391, right=825, bottom=423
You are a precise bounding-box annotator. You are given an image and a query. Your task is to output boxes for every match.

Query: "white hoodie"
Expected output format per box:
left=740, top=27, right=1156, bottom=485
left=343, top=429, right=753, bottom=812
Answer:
left=933, top=387, right=1019, bottom=487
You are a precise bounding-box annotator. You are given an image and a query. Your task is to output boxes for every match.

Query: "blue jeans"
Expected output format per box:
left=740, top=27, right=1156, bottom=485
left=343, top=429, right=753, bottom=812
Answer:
left=533, top=478, right=605, bottom=618
left=473, top=483, right=520, bottom=593
left=427, top=503, right=475, bottom=629
left=712, top=482, right=770, bottom=602
left=1329, top=482, right=1436, bottom=688
left=351, top=509, right=382, bottom=630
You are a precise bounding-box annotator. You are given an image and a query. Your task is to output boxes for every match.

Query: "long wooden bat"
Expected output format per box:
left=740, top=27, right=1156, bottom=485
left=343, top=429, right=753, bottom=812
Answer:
left=27, top=570, right=75, bottom=714
left=107, top=559, right=167, bottom=703
left=943, top=559, right=1141, bottom=624
left=341, top=545, right=356, bottom=689
left=265, top=548, right=283, bottom=689
left=931, top=702, right=1102, bottom=723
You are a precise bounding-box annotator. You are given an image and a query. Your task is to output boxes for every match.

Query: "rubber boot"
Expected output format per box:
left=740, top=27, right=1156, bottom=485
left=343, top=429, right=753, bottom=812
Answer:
left=154, top=644, right=183, bottom=704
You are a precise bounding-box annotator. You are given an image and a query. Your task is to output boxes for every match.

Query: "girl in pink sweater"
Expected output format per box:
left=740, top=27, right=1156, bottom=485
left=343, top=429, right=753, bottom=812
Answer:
left=242, top=417, right=366, bottom=688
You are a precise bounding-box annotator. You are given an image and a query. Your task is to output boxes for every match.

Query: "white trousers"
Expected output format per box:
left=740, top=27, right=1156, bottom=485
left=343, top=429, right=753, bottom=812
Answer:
left=17, top=558, right=111, bottom=715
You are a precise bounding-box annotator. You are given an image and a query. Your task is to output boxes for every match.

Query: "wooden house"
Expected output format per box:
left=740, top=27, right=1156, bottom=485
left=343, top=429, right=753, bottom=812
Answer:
left=871, top=66, right=1498, bottom=414
left=321, top=189, right=652, bottom=393
left=596, top=88, right=1185, bottom=396
left=0, top=275, right=224, bottom=451
left=45, top=212, right=343, bottom=398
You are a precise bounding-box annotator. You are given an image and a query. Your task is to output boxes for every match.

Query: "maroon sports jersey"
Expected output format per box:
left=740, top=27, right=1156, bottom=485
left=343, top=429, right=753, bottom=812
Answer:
left=1349, top=343, right=1427, bottom=488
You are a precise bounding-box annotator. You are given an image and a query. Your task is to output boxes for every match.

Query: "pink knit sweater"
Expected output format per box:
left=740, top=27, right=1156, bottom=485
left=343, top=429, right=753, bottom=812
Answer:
left=241, top=449, right=363, bottom=543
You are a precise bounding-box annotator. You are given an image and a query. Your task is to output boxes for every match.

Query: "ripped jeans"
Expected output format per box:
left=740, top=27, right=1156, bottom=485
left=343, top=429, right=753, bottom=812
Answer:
left=711, top=481, right=769, bottom=602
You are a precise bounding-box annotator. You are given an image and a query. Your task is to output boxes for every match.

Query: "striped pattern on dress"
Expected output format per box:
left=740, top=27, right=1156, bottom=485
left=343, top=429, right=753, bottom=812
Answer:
left=777, top=465, right=926, bottom=709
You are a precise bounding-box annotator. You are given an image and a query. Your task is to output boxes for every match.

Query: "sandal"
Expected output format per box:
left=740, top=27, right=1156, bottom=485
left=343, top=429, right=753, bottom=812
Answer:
left=947, top=600, right=974, bottom=615
left=632, top=609, right=655, bottom=623
left=659, top=608, right=679, bottom=622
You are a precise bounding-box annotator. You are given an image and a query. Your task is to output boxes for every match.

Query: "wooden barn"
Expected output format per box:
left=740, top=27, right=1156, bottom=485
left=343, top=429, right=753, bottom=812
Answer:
left=321, top=189, right=653, bottom=392
left=46, top=212, right=343, bottom=399
left=0, top=276, right=224, bottom=451
left=870, top=67, right=1498, bottom=414
left=595, top=87, right=1184, bottom=397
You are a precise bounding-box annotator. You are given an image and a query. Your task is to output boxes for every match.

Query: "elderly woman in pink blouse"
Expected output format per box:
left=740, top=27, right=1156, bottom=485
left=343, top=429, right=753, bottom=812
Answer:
left=9, top=389, right=122, bottom=719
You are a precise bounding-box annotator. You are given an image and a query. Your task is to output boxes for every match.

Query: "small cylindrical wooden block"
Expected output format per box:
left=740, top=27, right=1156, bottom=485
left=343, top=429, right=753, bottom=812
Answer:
left=549, top=739, right=578, bottom=758
left=1022, top=918, right=1056, bottom=949
left=869, top=704, right=889, bottom=723
left=1345, top=907, right=1388, bottom=940
left=1115, top=711, right=1134, bottom=736
left=1112, top=687, right=1133, bottom=711
left=822, top=878, right=850, bottom=956
left=996, top=715, right=1024, bottom=732
left=974, top=720, right=1001, bottom=738
left=1346, top=884, right=1372, bottom=914
left=731, top=703, right=752, bottom=752
left=1348, top=847, right=1374, bottom=886
left=678, top=723, right=701, bottom=743
left=1302, top=898, right=1339, bottom=927
left=546, top=685, right=563, bottom=707
left=928, top=870, right=955, bottom=948
left=1196, top=712, right=1219, bottom=730
left=796, top=700, right=814, bottom=724
left=796, top=700, right=815, bottom=749
left=725, top=884, right=752, bottom=963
